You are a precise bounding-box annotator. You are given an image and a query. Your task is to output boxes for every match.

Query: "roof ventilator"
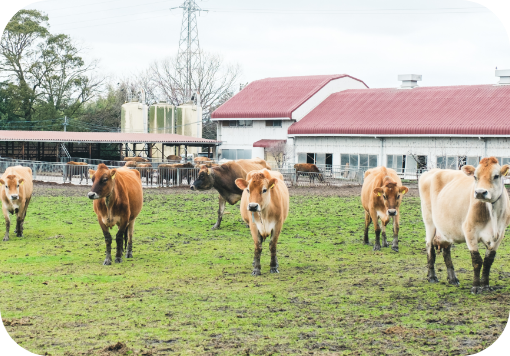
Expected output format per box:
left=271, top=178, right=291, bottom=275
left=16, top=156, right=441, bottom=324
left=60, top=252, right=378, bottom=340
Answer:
left=495, top=69, right=510, bottom=85
left=398, top=74, right=422, bottom=89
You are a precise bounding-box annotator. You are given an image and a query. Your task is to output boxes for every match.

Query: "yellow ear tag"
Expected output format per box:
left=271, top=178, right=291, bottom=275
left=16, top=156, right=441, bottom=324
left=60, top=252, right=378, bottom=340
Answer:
left=20, top=181, right=24, bottom=186
left=401, top=189, right=406, bottom=195
left=269, top=184, right=275, bottom=189
left=111, top=173, right=116, bottom=180
left=377, top=192, right=382, bottom=196
left=505, top=169, right=510, bottom=177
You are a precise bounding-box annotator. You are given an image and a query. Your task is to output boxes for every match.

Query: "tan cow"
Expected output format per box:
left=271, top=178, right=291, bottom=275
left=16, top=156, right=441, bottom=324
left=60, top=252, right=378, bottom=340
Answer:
left=124, top=161, right=137, bottom=168
left=88, top=164, right=143, bottom=265
left=419, top=157, right=510, bottom=294
left=235, top=169, right=289, bottom=275
left=194, top=156, right=209, bottom=164
left=166, top=155, right=181, bottom=162
left=136, top=163, right=154, bottom=185
left=294, top=163, right=325, bottom=183
left=124, top=157, right=148, bottom=163
left=361, top=166, right=409, bottom=252
left=0, top=166, right=33, bottom=241
left=65, top=161, right=88, bottom=184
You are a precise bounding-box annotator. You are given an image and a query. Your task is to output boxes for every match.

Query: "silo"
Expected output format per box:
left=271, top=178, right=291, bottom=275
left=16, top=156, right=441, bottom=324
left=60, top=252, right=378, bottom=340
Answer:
left=149, top=101, right=175, bottom=159
left=176, top=102, right=203, bottom=157
left=121, top=98, right=148, bottom=133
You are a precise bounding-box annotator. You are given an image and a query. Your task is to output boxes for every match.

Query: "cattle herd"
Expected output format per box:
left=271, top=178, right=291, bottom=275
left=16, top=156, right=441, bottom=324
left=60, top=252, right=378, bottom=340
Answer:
left=1, top=157, right=509, bottom=295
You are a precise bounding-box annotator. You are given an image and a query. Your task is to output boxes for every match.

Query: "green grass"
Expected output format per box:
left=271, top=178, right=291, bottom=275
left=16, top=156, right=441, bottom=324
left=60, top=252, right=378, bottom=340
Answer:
left=1, top=188, right=509, bottom=355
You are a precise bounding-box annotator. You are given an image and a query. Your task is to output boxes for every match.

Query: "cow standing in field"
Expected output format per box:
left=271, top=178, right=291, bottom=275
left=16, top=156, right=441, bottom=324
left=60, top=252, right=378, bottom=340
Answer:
left=419, top=157, right=510, bottom=294
left=361, top=166, right=409, bottom=252
left=294, top=163, right=325, bottom=183
left=235, top=169, right=289, bottom=275
left=190, top=158, right=271, bottom=230
left=65, top=161, right=89, bottom=184
left=88, top=164, right=143, bottom=265
left=1, top=166, right=33, bottom=241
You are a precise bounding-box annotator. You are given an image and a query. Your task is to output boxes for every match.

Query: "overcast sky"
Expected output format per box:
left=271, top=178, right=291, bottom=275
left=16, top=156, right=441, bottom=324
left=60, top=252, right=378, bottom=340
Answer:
left=4, top=0, right=510, bottom=89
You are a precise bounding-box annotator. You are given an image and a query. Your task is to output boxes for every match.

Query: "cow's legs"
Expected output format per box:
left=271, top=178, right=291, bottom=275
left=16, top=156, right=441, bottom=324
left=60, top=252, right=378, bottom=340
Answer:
left=99, top=220, right=113, bottom=265
left=381, top=219, right=390, bottom=248
left=2, top=206, right=10, bottom=241
left=470, top=250, right=484, bottom=294
left=269, top=225, right=282, bottom=273
left=115, top=222, right=128, bottom=263
left=363, top=210, right=371, bottom=245
left=391, top=214, right=400, bottom=252
left=427, top=243, right=438, bottom=283
left=481, top=250, right=496, bottom=291
left=125, top=220, right=135, bottom=259
left=212, top=195, right=226, bottom=230
left=371, top=211, right=381, bottom=251
left=442, top=245, right=459, bottom=286
left=15, top=215, right=23, bottom=238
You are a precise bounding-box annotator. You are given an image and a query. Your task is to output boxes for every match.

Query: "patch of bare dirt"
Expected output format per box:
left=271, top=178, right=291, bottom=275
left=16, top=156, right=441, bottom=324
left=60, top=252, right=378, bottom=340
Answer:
left=98, top=342, right=130, bottom=356
left=2, top=317, right=32, bottom=326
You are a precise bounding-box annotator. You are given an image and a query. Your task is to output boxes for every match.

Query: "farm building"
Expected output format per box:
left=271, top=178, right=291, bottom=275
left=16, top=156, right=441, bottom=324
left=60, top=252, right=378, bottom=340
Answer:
left=212, top=71, right=510, bottom=171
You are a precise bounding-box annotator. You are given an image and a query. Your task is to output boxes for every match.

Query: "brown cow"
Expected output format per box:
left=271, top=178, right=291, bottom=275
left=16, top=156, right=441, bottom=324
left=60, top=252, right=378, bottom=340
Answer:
left=190, top=158, right=271, bottom=230
left=419, top=157, right=510, bottom=294
left=194, top=156, right=209, bottom=164
left=195, top=162, right=219, bottom=168
left=294, top=163, right=325, bottom=183
left=166, top=155, right=181, bottom=161
left=88, top=164, right=143, bottom=265
left=124, top=161, right=137, bottom=168
left=157, top=162, right=195, bottom=186
left=124, top=157, right=148, bottom=162
left=136, top=163, right=154, bottom=185
left=235, top=169, right=289, bottom=275
left=1, top=166, right=33, bottom=241
left=361, top=166, right=409, bottom=252
left=65, top=161, right=89, bottom=184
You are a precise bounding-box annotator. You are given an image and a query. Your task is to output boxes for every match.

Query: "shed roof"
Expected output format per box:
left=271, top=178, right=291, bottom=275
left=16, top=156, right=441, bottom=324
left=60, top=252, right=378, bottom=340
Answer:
left=253, top=139, right=286, bottom=148
left=0, top=131, right=220, bottom=145
left=211, top=74, right=367, bottom=119
left=288, top=84, right=510, bottom=136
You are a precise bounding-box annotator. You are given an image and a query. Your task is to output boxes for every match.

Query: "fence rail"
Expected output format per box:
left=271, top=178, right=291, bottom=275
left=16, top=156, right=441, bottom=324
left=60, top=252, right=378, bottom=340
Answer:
left=0, top=157, right=435, bottom=189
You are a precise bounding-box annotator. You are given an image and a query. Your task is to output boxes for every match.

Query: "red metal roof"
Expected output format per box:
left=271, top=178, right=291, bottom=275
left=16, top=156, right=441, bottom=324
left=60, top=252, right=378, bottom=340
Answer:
left=288, top=85, right=510, bottom=136
left=0, top=131, right=220, bottom=145
left=253, top=139, right=286, bottom=148
left=211, top=75, right=367, bottom=119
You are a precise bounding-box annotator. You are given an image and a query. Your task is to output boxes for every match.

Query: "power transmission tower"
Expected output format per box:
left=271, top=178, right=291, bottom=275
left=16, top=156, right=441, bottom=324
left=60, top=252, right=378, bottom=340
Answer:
left=171, top=0, right=208, bottom=102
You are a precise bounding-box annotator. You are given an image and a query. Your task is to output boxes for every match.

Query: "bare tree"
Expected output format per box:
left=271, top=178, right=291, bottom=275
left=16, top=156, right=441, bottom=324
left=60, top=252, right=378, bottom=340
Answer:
left=266, top=141, right=293, bottom=169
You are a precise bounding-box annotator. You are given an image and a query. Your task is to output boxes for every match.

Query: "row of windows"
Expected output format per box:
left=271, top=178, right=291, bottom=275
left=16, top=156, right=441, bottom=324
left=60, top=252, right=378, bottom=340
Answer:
left=221, top=120, right=282, bottom=127
left=297, top=153, right=378, bottom=169
left=221, top=149, right=252, bottom=160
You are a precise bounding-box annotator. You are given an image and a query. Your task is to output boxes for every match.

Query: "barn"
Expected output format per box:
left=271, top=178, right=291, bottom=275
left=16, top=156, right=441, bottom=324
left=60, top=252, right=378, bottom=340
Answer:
left=212, top=71, right=510, bottom=172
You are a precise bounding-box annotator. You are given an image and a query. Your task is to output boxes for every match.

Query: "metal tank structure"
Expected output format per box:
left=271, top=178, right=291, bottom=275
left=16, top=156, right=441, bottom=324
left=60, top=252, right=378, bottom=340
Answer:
left=148, top=100, right=175, bottom=159
left=176, top=101, right=203, bottom=158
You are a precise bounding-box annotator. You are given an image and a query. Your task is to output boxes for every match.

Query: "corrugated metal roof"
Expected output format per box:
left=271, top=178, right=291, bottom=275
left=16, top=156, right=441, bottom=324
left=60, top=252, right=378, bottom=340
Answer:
left=211, top=74, right=367, bottom=119
left=0, top=131, right=220, bottom=144
left=253, top=139, right=286, bottom=148
left=288, top=85, right=510, bottom=136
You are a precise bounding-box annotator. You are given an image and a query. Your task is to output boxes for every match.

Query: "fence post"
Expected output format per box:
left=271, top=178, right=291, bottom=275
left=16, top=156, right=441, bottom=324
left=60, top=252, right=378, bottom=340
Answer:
left=177, top=168, right=180, bottom=187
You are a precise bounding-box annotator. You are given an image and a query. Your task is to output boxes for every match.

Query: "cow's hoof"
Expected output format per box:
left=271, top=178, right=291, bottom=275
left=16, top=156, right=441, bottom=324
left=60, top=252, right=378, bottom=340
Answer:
left=211, top=225, right=219, bottom=231
left=16, top=233, right=23, bottom=238
left=115, top=257, right=122, bottom=263
left=373, top=244, right=381, bottom=251
left=483, top=285, right=494, bottom=292
left=363, top=240, right=370, bottom=245
left=103, top=259, right=112, bottom=266
left=447, top=277, right=460, bottom=286
left=382, top=242, right=389, bottom=247
left=126, top=252, right=133, bottom=258
left=270, top=267, right=279, bottom=274
left=252, top=269, right=261, bottom=276
left=471, top=286, right=484, bottom=294
left=392, top=246, right=399, bottom=253
left=3, top=236, right=9, bottom=241
left=428, top=276, right=439, bottom=283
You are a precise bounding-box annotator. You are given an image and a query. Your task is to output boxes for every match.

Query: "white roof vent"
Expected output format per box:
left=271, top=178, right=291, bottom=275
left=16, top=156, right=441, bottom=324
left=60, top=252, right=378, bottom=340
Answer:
left=398, top=74, right=422, bottom=89
left=495, top=69, right=510, bottom=85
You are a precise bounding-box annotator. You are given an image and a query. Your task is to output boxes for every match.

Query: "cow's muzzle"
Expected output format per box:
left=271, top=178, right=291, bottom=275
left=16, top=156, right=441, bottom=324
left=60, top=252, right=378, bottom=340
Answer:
left=248, top=203, right=260, bottom=212
left=87, top=192, right=99, bottom=200
left=10, top=194, right=19, bottom=200
left=474, top=189, right=489, bottom=200
left=387, top=209, right=397, bottom=216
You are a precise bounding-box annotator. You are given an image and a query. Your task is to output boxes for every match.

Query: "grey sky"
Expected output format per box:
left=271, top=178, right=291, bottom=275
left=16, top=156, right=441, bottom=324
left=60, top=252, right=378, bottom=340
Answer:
left=6, top=0, right=510, bottom=88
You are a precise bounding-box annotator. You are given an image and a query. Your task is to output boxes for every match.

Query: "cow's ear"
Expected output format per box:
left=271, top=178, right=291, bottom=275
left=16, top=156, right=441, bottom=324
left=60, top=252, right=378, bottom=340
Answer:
left=110, top=169, right=117, bottom=180
left=400, top=186, right=409, bottom=195
left=235, top=178, right=248, bottom=190
left=262, top=169, right=272, bottom=180
left=268, top=178, right=277, bottom=189
left=0, top=179, right=4, bottom=185
left=18, top=178, right=24, bottom=185
left=88, top=169, right=96, bottom=179
left=501, top=164, right=510, bottom=177
left=462, top=165, right=475, bottom=176
left=373, top=187, right=384, bottom=197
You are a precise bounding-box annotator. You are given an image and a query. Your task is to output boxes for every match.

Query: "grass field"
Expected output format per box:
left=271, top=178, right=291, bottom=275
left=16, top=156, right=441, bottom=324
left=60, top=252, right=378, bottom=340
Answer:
left=1, top=184, right=509, bottom=356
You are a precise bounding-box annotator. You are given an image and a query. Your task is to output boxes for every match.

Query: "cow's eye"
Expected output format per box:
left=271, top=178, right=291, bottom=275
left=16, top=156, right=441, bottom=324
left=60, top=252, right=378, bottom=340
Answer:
left=16, top=185, right=19, bottom=188
left=397, top=195, right=400, bottom=199
left=383, top=195, right=387, bottom=200
left=474, top=176, right=478, bottom=181
left=246, top=189, right=250, bottom=193
left=494, top=175, right=500, bottom=180
left=102, top=178, right=108, bottom=183
left=262, top=188, right=267, bottom=194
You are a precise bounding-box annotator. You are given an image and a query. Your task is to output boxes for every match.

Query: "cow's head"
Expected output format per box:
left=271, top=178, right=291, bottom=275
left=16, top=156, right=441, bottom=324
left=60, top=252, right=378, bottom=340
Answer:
left=190, top=165, right=214, bottom=191
left=235, top=169, right=277, bottom=212
left=373, top=177, right=409, bottom=216
left=87, top=164, right=116, bottom=200
left=462, top=157, right=509, bottom=203
left=0, top=175, right=24, bottom=202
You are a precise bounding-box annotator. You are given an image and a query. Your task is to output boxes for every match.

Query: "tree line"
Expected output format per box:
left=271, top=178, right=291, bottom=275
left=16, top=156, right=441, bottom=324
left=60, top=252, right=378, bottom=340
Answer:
left=0, top=10, right=241, bottom=139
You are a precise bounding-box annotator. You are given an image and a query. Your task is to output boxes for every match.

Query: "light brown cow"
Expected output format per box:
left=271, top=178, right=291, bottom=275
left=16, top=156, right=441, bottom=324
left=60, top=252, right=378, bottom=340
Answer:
left=419, top=157, right=510, bottom=294
left=361, top=166, right=409, bottom=252
left=124, top=157, right=148, bottom=163
left=88, top=164, right=143, bottom=265
left=1, top=166, right=33, bottom=241
left=124, top=161, right=137, bottom=168
left=235, top=169, right=289, bottom=275
left=136, top=163, right=154, bottom=185
left=191, top=158, right=271, bottom=230
left=194, top=156, right=209, bottom=164
left=294, top=163, right=325, bottom=183
left=166, top=155, right=181, bottom=161
left=65, top=161, right=89, bottom=184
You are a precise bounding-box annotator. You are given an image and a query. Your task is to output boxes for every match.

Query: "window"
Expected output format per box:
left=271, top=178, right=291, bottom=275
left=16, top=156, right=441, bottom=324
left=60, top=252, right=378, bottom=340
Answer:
left=223, top=120, right=253, bottom=127
left=341, top=154, right=377, bottom=169
left=222, top=149, right=252, bottom=160
left=266, top=120, right=282, bottom=127
left=325, top=154, right=333, bottom=167
left=387, top=155, right=405, bottom=173
left=502, top=157, right=510, bottom=165
left=467, top=156, right=480, bottom=166
left=306, top=153, right=316, bottom=164
left=437, top=156, right=462, bottom=169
